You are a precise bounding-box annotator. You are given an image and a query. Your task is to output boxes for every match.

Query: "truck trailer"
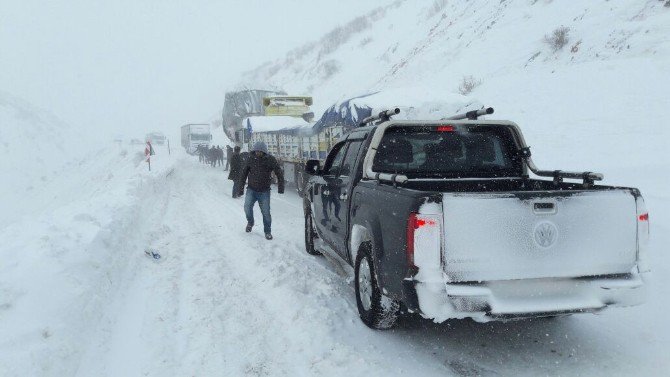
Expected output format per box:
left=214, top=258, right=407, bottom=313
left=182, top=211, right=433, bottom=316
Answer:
left=246, top=88, right=482, bottom=195
left=181, top=123, right=212, bottom=154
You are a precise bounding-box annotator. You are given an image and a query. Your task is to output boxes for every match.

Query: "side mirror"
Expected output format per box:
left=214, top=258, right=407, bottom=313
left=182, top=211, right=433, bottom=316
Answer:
left=305, top=159, right=321, bottom=175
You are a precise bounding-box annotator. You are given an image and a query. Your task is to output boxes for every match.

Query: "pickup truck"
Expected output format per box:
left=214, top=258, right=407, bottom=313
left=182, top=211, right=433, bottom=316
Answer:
left=302, top=108, right=650, bottom=329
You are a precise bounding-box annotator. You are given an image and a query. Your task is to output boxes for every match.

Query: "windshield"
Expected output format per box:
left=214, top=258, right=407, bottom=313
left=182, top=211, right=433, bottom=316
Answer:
left=373, top=124, right=522, bottom=178
left=190, top=133, right=211, bottom=141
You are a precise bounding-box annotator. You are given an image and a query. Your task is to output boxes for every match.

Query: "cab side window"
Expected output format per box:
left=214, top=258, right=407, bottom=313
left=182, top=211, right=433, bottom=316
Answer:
left=322, top=142, right=347, bottom=176
left=339, top=141, right=363, bottom=177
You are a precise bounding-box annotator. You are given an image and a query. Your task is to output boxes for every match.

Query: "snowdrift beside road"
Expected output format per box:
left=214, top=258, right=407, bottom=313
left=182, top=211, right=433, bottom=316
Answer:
left=0, top=143, right=176, bottom=376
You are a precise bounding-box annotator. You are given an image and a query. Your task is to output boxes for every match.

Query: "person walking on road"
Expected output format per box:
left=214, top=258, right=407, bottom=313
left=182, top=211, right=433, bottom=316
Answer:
left=217, top=146, right=224, bottom=167
left=197, top=145, right=205, bottom=163
left=228, top=146, right=243, bottom=198
left=238, top=141, right=284, bottom=240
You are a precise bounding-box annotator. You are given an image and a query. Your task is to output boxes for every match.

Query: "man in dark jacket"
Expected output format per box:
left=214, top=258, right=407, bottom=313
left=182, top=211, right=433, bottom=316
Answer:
left=228, top=146, right=243, bottom=198
left=238, top=141, right=284, bottom=240
left=225, top=145, right=233, bottom=171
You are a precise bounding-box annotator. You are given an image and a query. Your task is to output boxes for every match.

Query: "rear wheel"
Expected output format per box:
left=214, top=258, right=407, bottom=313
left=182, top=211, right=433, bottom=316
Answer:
left=354, top=244, right=400, bottom=329
left=295, top=169, right=305, bottom=198
left=304, top=209, right=322, bottom=256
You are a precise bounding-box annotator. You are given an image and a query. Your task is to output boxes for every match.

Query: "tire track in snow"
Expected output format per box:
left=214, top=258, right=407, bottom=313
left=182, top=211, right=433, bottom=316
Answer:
left=163, top=159, right=451, bottom=376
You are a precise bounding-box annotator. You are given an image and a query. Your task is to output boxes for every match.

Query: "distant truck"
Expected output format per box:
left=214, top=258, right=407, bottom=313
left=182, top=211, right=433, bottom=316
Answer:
left=145, top=131, right=166, bottom=145
left=221, top=89, right=287, bottom=144
left=181, top=123, right=212, bottom=154
left=302, top=107, right=649, bottom=330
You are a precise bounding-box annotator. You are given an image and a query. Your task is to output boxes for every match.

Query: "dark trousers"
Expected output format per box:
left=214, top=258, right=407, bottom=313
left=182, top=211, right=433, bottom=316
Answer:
left=232, top=179, right=242, bottom=198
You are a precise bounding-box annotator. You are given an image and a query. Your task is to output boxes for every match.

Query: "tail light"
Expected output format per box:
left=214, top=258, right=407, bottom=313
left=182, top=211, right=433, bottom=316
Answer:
left=636, top=197, right=650, bottom=273
left=407, top=212, right=442, bottom=273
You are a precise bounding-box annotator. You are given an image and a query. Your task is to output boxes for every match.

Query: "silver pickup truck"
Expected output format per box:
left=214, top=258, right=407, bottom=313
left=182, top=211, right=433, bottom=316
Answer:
left=303, top=108, right=650, bottom=329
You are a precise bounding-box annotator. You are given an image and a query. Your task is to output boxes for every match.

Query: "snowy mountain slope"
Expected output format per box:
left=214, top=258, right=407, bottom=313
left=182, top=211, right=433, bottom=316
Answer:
left=244, top=0, right=670, bottom=108
left=0, top=91, right=97, bottom=228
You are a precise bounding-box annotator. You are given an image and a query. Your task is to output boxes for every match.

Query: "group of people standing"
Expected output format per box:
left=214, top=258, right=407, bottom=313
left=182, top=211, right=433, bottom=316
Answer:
left=196, top=144, right=225, bottom=167
left=223, top=142, right=285, bottom=240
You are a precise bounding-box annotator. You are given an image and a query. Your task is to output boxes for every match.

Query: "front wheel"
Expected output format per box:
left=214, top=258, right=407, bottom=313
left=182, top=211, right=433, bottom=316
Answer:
left=304, top=209, right=322, bottom=256
left=354, top=245, right=400, bottom=329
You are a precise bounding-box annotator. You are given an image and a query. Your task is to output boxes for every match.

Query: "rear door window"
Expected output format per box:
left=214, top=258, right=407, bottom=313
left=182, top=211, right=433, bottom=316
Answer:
left=372, top=124, right=521, bottom=178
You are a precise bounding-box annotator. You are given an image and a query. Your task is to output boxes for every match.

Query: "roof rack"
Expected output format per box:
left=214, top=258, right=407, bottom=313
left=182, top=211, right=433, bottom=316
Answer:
left=359, top=108, right=400, bottom=126
left=444, top=107, right=494, bottom=120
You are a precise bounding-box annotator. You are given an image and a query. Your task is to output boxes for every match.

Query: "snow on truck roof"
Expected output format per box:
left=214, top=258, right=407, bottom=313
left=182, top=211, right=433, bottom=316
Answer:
left=311, top=87, right=484, bottom=134
left=244, top=115, right=312, bottom=134
left=246, top=88, right=484, bottom=137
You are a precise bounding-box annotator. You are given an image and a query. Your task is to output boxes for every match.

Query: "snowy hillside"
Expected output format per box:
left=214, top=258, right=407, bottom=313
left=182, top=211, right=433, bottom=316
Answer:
left=245, top=1, right=670, bottom=107
left=0, top=92, right=96, bottom=227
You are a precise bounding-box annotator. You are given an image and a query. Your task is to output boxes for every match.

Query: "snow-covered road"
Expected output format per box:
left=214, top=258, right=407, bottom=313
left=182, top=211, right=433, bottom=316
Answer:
left=1, top=152, right=667, bottom=377
left=69, top=157, right=669, bottom=376
left=71, top=157, right=453, bottom=376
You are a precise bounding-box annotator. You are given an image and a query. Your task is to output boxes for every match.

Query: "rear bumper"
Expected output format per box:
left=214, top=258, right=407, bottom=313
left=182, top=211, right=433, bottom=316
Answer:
left=411, top=272, right=647, bottom=322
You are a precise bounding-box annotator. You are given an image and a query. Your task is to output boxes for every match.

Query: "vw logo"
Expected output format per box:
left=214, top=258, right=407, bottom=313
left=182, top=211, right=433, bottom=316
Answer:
left=534, top=221, right=558, bottom=248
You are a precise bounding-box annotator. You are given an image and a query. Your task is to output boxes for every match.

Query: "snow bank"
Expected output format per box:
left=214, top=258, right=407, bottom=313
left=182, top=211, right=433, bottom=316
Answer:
left=0, top=92, right=95, bottom=228
left=0, top=142, right=177, bottom=376
left=244, top=115, right=311, bottom=133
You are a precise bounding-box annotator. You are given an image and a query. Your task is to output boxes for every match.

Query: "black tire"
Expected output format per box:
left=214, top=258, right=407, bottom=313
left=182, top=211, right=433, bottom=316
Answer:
left=304, top=209, right=322, bottom=256
left=354, top=244, right=400, bottom=330
left=295, top=169, right=304, bottom=198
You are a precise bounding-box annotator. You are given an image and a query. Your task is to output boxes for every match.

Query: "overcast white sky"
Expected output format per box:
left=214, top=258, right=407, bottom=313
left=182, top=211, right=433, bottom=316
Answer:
left=0, top=0, right=383, bottom=138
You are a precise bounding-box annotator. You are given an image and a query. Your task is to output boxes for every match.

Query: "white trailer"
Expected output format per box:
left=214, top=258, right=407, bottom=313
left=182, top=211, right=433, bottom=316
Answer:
left=181, top=123, right=212, bottom=154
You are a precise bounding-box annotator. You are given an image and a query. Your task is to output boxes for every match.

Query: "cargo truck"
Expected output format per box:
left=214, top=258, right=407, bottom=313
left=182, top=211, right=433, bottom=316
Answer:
left=181, top=123, right=212, bottom=154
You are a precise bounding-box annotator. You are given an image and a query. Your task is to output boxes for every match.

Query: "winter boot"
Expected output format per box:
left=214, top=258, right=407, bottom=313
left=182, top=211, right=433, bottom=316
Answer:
left=265, top=233, right=273, bottom=240
left=246, top=223, right=253, bottom=233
